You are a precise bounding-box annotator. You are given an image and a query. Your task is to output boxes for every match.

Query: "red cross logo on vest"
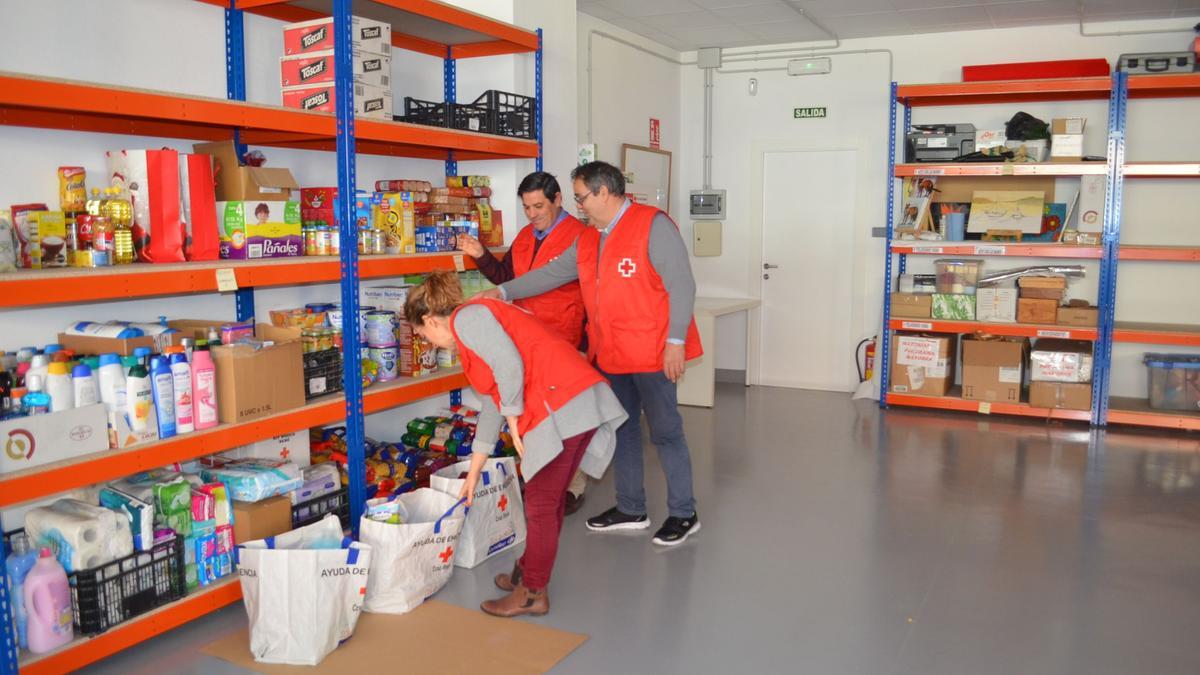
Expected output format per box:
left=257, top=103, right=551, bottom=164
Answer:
left=498, top=494, right=508, bottom=512
left=618, top=257, right=637, bottom=277
left=438, top=546, right=454, bottom=564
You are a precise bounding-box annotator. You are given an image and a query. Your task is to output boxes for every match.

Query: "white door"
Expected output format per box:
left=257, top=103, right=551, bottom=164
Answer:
left=759, top=150, right=857, bottom=392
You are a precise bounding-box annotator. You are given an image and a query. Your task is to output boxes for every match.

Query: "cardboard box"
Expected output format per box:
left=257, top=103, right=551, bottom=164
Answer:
left=1019, top=287, right=1066, bottom=300
left=1017, top=297, right=1059, bottom=324
left=962, top=337, right=1026, bottom=402
left=1075, top=174, right=1105, bottom=232
left=890, top=293, right=932, bottom=319
left=280, top=49, right=390, bottom=88
left=375, top=193, right=417, bottom=254
left=300, top=187, right=339, bottom=227
left=217, top=201, right=302, bottom=260
left=229, top=431, right=311, bottom=468
left=1004, top=139, right=1049, bottom=162
left=1029, top=381, right=1092, bottom=411
left=194, top=141, right=298, bottom=202
left=932, top=293, right=976, bottom=321
left=1050, top=117, right=1086, bottom=162
left=362, top=285, right=411, bottom=313
left=232, top=495, right=294, bottom=545
left=28, top=211, right=67, bottom=268
left=1030, top=339, right=1094, bottom=383
left=934, top=176, right=1056, bottom=205
left=1057, top=302, right=1098, bottom=327
left=889, top=333, right=956, bottom=397
left=0, top=404, right=109, bottom=474
left=57, top=330, right=181, bottom=357
left=211, top=324, right=304, bottom=424
left=283, top=16, right=391, bottom=57
left=281, top=82, right=393, bottom=120
left=974, top=129, right=1006, bottom=151
left=975, top=287, right=1017, bottom=323
left=1018, top=276, right=1067, bottom=290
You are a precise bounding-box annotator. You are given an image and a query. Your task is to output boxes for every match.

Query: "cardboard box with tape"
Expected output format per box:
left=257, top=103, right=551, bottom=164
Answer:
left=889, top=332, right=957, bottom=397
left=962, top=336, right=1026, bottom=403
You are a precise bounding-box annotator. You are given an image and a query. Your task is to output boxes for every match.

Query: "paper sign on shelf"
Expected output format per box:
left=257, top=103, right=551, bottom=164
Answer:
left=913, top=247, right=944, bottom=254
left=901, top=321, right=933, bottom=331
left=896, top=336, right=941, bottom=367
left=215, top=268, right=238, bottom=292
left=915, top=168, right=944, bottom=176
left=974, top=245, right=1005, bottom=255
left=1037, top=329, right=1071, bottom=338
left=453, top=254, right=465, bottom=272
left=978, top=402, right=992, bottom=414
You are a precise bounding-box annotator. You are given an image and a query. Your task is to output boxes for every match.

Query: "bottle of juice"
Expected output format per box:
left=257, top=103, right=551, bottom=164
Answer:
left=90, top=216, right=113, bottom=266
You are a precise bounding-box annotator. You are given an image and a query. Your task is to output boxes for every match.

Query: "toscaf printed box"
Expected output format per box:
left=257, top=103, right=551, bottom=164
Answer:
left=890, top=333, right=956, bottom=397
left=281, top=82, right=393, bottom=120
left=218, top=201, right=302, bottom=259
left=283, top=16, right=391, bottom=56
left=280, top=49, right=390, bottom=88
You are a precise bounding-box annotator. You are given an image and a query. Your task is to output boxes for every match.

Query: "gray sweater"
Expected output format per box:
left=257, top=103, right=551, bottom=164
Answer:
left=499, top=200, right=697, bottom=343
left=453, top=304, right=628, bottom=481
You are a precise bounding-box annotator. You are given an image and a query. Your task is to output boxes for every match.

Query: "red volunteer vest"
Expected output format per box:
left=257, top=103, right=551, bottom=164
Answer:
left=508, top=214, right=588, bottom=347
left=452, top=298, right=605, bottom=434
left=576, top=202, right=703, bottom=374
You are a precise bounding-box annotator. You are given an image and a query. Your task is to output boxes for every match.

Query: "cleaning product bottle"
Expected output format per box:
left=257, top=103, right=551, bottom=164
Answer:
left=134, top=347, right=153, bottom=371
left=16, top=347, right=37, bottom=364
left=72, top=364, right=100, bottom=408
left=168, top=349, right=194, bottom=434
left=21, top=376, right=50, bottom=416
left=44, top=362, right=74, bottom=412
left=150, top=356, right=176, bottom=438
left=97, top=353, right=126, bottom=412
left=191, top=344, right=218, bottom=430
left=126, top=364, right=152, bottom=432
left=26, top=353, right=50, bottom=385
left=5, top=533, right=38, bottom=649
left=24, top=547, right=73, bottom=654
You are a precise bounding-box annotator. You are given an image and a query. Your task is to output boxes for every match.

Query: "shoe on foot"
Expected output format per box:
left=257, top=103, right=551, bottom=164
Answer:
left=564, top=491, right=585, bottom=516
left=495, top=561, right=522, bottom=592
left=652, top=513, right=700, bottom=546
left=481, top=584, right=549, bottom=618
left=586, top=506, right=650, bottom=532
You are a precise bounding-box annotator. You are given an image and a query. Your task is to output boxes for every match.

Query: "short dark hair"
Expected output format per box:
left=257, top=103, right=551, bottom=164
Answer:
left=570, top=161, right=625, bottom=197
left=254, top=203, right=270, bottom=216
left=517, top=171, right=561, bottom=201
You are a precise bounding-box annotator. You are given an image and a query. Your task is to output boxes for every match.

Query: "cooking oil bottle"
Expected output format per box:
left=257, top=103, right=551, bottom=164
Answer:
left=104, top=189, right=135, bottom=265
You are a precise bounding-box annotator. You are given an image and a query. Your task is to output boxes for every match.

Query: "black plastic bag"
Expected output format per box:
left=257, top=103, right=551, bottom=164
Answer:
left=1005, top=112, right=1050, bottom=141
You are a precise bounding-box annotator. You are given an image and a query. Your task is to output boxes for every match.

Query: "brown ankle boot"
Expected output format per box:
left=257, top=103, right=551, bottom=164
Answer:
left=481, top=584, right=549, bottom=618
left=494, top=561, right=522, bottom=592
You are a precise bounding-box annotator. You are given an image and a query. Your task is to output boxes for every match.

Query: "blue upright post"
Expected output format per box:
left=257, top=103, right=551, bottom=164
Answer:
left=234, top=288, right=255, bottom=322
left=334, top=0, right=366, bottom=535
left=1092, top=72, right=1128, bottom=427
left=226, top=1, right=252, bottom=319
left=444, top=47, right=458, bottom=177
left=879, top=83, right=900, bottom=407
left=535, top=28, right=544, bottom=172
left=1, top=539, right=15, bottom=675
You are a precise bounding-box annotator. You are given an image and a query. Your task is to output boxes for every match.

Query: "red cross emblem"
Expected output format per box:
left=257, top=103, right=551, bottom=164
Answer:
left=618, top=257, right=636, bottom=277
left=279, top=447, right=291, bottom=460
left=498, top=495, right=508, bottom=512
left=359, top=586, right=366, bottom=595
left=438, top=546, right=454, bottom=563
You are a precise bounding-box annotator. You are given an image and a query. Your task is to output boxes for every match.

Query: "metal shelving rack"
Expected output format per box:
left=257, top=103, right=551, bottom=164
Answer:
left=880, top=72, right=1200, bottom=432
left=0, top=1, right=543, bottom=673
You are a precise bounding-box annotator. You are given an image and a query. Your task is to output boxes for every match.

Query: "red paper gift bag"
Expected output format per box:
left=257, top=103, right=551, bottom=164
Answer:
left=180, top=153, right=219, bottom=261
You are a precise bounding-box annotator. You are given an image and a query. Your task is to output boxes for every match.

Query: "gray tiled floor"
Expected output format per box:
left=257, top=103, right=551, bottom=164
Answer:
left=84, top=384, right=1200, bottom=674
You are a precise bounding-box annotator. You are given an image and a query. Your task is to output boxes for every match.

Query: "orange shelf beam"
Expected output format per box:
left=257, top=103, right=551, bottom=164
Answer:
left=1112, top=322, right=1200, bottom=347
left=896, top=78, right=1112, bottom=106
left=1126, top=73, right=1200, bottom=99
left=891, top=243, right=1103, bottom=259
left=20, top=578, right=243, bottom=675
left=890, top=318, right=1098, bottom=341
left=895, top=162, right=1109, bottom=177
left=1119, top=245, right=1200, bottom=262
left=1123, top=162, right=1200, bottom=177
left=1107, top=397, right=1200, bottom=432
left=0, top=370, right=467, bottom=510
left=888, top=392, right=1093, bottom=422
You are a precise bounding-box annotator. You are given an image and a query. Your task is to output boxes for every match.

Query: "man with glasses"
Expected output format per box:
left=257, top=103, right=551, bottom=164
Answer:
left=481, top=161, right=703, bottom=546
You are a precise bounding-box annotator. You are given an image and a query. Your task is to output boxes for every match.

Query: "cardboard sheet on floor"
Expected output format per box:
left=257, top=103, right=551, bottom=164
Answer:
left=201, top=600, right=588, bottom=674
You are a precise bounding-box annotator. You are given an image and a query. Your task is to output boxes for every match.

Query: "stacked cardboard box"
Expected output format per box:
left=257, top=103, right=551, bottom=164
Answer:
left=962, top=336, right=1026, bottom=403
left=1016, top=276, right=1065, bottom=324
left=1028, top=338, right=1093, bottom=410
left=889, top=332, right=957, bottom=397
left=280, top=16, right=392, bottom=120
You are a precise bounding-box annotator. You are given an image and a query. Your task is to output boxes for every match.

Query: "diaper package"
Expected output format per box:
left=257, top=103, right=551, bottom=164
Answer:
left=201, top=459, right=303, bottom=502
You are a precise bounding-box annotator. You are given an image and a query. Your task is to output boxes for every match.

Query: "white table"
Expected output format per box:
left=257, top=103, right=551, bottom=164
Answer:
left=677, top=297, right=762, bottom=408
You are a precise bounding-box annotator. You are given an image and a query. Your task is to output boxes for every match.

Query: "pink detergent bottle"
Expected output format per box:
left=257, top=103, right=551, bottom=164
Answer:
left=24, top=548, right=74, bottom=654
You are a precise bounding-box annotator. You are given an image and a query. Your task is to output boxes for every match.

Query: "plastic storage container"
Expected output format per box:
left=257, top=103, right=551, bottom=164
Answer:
left=1144, top=353, right=1200, bottom=411
left=935, top=258, right=982, bottom=295
left=292, top=486, right=350, bottom=529
left=401, top=97, right=450, bottom=127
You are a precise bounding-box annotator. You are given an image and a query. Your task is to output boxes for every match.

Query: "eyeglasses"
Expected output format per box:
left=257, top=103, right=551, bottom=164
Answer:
left=573, top=191, right=593, bottom=205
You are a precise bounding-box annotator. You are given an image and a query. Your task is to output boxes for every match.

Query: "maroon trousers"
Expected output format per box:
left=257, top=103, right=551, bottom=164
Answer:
left=518, top=428, right=596, bottom=590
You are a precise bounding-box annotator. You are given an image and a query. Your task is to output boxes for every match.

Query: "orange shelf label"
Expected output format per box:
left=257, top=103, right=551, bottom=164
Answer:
left=901, top=321, right=933, bottom=330
left=1037, top=329, right=1071, bottom=338
left=915, top=168, right=944, bottom=175
left=974, top=245, right=1005, bottom=255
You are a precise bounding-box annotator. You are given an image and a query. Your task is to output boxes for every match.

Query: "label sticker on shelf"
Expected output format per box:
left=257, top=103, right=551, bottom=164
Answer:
left=215, top=268, right=238, bottom=292
left=974, top=245, right=1005, bottom=255
left=913, top=246, right=944, bottom=254
left=453, top=254, right=465, bottom=272
left=978, top=402, right=992, bottom=415
left=902, top=321, right=933, bottom=330
left=1037, top=329, right=1071, bottom=338
left=914, top=168, right=944, bottom=176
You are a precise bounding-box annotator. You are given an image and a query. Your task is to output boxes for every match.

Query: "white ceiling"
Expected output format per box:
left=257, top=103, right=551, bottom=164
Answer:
left=577, top=0, right=1200, bottom=50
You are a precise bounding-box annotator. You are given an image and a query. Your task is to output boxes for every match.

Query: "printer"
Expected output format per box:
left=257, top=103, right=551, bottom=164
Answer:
left=905, top=123, right=976, bottom=162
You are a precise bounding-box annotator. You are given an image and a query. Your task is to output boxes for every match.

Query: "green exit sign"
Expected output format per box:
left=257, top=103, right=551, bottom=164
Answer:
left=794, top=107, right=827, bottom=119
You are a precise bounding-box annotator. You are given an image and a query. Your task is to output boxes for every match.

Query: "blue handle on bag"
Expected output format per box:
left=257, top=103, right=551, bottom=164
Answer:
left=481, top=470, right=491, bottom=487
left=433, top=497, right=469, bottom=534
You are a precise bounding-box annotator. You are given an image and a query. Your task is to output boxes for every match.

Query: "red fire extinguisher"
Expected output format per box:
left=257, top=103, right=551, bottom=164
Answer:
left=856, top=336, right=877, bottom=383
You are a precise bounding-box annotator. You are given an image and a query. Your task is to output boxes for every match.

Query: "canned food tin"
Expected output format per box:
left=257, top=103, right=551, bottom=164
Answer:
left=364, top=310, right=397, bottom=347
left=369, top=345, right=399, bottom=382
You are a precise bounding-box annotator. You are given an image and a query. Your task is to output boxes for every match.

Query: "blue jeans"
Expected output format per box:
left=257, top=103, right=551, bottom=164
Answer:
left=603, top=370, right=696, bottom=519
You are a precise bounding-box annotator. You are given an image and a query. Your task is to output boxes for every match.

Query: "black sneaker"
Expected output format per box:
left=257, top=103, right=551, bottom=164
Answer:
left=652, top=513, right=700, bottom=546
left=586, top=506, right=650, bottom=532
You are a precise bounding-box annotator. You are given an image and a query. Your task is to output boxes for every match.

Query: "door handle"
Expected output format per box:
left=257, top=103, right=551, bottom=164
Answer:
left=763, top=263, right=779, bottom=270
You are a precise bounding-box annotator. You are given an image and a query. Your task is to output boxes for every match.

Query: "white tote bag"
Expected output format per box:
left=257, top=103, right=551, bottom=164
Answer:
left=235, top=515, right=372, bottom=666
left=430, top=457, right=526, bottom=568
left=359, top=488, right=468, bottom=614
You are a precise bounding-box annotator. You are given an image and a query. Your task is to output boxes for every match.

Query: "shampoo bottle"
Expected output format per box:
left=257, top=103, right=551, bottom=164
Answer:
left=71, top=364, right=99, bottom=408
left=126, top=364, right=152, bottom=432
left=96, top=353, right=126, bottom=412
left=168, top=350, right=194, bottom=434
left=150, top=356, right=176, bottom=439
left=191, top=344, right=218, bottom=430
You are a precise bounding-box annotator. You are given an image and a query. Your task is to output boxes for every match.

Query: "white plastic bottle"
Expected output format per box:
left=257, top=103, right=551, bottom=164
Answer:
left=168, top=351, right=194, bottom=434
left=96, top=353, right=126, bottom=412
left=71, top=364, right=99, bottom=408
left=26, top=353, right=50, bottom=385
left=125, top=364, right=152, bottom=432
left=44, top=362, right=74, bottom=412
left=191, top=344, right=218, bottom=430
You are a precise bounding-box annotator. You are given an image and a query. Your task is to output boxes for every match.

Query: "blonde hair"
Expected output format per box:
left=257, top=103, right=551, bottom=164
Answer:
left=404, top=270, right=464, bottom=325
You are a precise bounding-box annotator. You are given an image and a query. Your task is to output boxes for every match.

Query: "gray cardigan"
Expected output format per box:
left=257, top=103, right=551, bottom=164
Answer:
left=453, top=304, right=628, bottom=481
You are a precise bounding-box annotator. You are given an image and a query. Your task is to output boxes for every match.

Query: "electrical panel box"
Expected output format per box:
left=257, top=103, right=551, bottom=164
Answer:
left=693, top=221, right=722, bottom=257
left=689, top=189, right=726, bottom=220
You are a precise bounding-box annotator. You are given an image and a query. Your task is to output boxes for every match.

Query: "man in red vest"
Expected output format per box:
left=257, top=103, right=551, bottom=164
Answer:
left=482, top=161, right=703, bottom=546
left=457, top=171, right=592, bottom=514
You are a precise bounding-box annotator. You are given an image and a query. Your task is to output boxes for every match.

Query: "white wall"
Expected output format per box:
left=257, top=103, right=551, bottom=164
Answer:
left=675, top=18, right=1200, bottom=394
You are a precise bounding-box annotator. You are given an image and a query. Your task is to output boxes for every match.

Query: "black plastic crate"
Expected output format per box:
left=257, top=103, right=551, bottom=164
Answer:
left=4, top=528, right=186, bottom=637
left=474, top=89, right=536, bottom=139
left=451, top=100, right=493, bottom=134
left=304, top=348, right=343, bottom=400
left=292, top=486, right=350, bottom=529
left=402, top=97, right=451, bottom=127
